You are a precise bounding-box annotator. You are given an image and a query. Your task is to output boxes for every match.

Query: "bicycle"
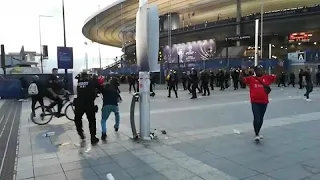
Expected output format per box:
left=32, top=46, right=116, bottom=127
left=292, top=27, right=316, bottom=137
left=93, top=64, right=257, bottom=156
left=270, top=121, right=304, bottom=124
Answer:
left=30, top=93, right=75, bottom=125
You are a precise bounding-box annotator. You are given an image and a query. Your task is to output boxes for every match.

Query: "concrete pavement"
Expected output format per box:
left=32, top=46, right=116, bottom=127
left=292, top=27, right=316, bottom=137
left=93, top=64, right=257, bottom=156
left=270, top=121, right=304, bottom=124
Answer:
left=13, top=86, right=320, bottom=180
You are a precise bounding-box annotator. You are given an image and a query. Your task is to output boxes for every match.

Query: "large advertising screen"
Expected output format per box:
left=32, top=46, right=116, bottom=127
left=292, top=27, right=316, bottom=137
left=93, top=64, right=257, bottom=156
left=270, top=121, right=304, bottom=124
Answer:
left=163, top=39, right=216, bottom=63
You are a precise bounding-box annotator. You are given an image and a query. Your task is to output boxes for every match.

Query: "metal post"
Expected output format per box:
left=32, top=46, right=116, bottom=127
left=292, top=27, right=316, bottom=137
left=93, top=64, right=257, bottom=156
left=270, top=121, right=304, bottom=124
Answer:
left=62, top=0, right=68, bottom=89
left=84, top=42, right=88, bottom=70
left=236, top=0, right=242, bottom=46
left=268, top=43, right=271, bottom=74
left=138, top=71, right=151, bottom=140
left=98, top=5, right=102, bottom=70
left=260, top=0, right=264, bottom=58
left=38, top=16, right=44, bottom=74
left=269, top=43, right=272, bottom=59
left=38, top=15, right=52, bottom=74
left=254, top=19, right=259, bottom=66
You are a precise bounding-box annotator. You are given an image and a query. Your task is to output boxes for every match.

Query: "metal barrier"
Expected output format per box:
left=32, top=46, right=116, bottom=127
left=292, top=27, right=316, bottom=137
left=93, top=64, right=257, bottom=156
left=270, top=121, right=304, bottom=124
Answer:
left=130, top=93, right=139, bottom=139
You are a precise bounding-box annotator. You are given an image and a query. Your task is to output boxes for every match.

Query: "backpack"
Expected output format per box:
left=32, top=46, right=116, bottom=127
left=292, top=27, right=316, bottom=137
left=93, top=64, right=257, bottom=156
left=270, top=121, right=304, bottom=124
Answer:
left=28, top=83, right=39, bottom=95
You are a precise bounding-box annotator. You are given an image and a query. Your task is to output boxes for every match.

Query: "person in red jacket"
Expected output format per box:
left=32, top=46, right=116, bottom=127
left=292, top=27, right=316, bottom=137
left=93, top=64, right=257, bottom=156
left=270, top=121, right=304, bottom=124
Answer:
left=242, top=65, right=276, bottom=142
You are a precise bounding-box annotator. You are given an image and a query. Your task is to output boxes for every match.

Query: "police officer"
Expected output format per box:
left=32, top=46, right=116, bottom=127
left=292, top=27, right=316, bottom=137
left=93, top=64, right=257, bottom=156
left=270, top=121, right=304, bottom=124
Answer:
left=167, top=70, right=178, bottom=98
left=74, top=72, right=102, bottom=145
left=190, top=68, right=199, bottom=99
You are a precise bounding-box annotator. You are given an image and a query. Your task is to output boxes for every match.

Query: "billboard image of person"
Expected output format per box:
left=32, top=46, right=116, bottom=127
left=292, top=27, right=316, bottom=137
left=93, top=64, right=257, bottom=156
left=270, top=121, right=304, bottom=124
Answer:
left=163, top=39, right=216, bottom=63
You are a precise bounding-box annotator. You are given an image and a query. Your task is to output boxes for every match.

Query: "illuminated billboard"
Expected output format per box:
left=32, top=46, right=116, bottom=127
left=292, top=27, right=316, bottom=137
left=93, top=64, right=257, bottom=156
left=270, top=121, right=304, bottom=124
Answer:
left=288, top=32, right=312, bottom=43
left=163, top=39, right=216, bottom=63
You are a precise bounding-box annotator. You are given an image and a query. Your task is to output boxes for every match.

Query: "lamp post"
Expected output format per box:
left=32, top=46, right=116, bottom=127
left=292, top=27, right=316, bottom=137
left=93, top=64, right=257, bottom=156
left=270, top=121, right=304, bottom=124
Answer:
left=260, top=0, right=264, bottom=59
left=62, top=0, right=68, bottom=89
left=38, top=15, right=52, bottom=74
left=84, top=42, right=88, bottom=70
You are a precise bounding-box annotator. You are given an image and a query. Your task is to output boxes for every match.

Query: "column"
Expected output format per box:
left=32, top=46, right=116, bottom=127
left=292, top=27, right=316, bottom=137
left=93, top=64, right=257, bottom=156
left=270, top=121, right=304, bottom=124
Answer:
left=236, top=0, right=242, bottom=46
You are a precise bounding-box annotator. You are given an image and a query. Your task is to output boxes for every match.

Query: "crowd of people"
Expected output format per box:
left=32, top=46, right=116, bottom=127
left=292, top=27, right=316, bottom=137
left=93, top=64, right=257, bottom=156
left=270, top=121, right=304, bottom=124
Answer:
left=27, top=65, right=315, bottom=145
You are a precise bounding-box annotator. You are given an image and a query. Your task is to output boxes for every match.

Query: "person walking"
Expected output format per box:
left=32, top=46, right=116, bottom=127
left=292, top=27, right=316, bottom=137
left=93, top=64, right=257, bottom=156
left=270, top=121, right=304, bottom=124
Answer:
left=29, top=75, right=45, bottom=117
left=100, top=84, right=122, bottom=141
left=242, top=66, right=276, bottom=142
left=303, top=67, right=313, bottom=101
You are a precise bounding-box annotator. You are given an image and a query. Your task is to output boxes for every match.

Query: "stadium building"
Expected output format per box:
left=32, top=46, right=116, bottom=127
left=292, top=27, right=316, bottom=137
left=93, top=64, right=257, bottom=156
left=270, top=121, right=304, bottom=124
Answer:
left=83, top=0, right=320, bottom=74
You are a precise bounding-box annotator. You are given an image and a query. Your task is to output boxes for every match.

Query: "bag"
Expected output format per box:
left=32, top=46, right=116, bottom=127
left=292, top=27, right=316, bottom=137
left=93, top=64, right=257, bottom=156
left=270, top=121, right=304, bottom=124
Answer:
left=28, top=83, right=39, bottom=95
left=255, top=77, right=271, bottom=94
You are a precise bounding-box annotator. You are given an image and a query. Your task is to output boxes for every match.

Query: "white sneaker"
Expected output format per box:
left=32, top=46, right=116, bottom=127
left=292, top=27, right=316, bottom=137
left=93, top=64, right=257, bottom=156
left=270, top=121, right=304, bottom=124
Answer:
left=254, top=136, right=260, bottom=142
left=18, top=99, right=24, bottom=102
left=259, top=135, right=263, bottom=139
left=306, top=98, right=312, bottom=102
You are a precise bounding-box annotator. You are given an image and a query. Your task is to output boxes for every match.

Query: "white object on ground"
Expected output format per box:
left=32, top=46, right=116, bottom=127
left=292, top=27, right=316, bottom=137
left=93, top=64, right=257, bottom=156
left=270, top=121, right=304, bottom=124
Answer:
left=106, top=173, right=115, bottom=180
left=42, top=132, right=55, bottom=137
left=233, top=129, right=240, bottom=134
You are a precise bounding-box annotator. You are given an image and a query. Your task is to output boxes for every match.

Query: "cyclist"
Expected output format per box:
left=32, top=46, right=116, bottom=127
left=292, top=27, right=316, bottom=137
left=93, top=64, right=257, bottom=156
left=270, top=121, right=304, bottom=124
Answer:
left=74, top=71, right=103, bottom=145
left=46, top=68, right=67, bottom=117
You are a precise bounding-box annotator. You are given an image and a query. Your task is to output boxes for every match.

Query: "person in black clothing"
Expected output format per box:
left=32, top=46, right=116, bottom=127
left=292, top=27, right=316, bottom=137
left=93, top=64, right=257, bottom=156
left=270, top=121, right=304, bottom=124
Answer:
left=30, top=75, right=45, bottom=117
left=224, top=70, right=230, bottom=89
left=217, top=69, right=225, bottom=90
left=316, top=71, right=320, bottom=87
left=19, top=76, right=28, bottom=101
left=100, top=84, right=122, bottom=141
left=277, top=72, right=286, bottom=87
left=209, top=71, right=215, bottom=90
left=128, top=74, right=136, bottom=93
left=288, top=72, right=296, bottom=87
left=46, top=68, right=65, bottom=117
left=173, top=71, right=179, bottom=90
left=110, top=77, right=120, bottom=93
left=190, top=68, right=199, bottom=99
left=74, top=71, right=102, bottom=145
left=167, top=71, right=178, bottom=98
left=231, top=68, right=240, bottom=90
left=181, top=72, right=187, bottom=90
left=303, top=67, right=313, bottom=101
left=150, top=73, right=156, bottom=97
left=187, top=72, right=192, bottom=93
left=201, top=70, right=210, bottom=96
left=298, top=69, right=304, bottom=89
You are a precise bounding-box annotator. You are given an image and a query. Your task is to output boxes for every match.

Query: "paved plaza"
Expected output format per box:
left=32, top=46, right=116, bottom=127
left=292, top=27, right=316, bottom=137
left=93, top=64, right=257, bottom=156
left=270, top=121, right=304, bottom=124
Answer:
left=9, top=86, right=320, bottom=180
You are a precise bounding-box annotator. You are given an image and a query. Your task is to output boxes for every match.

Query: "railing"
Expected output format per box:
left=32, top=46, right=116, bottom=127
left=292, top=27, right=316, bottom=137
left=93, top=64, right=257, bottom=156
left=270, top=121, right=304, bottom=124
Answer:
left=159, top=5, right=320, bottom=37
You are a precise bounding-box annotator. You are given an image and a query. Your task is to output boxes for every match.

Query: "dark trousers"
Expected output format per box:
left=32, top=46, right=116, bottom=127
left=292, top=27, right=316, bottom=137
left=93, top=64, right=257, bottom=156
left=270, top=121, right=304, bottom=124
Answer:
left=202, top=83, right=210, bottom=95
left=191, top=84, right=197, bottom=98
left=288, top=80, right=295, bottom=87
left=304, top=84, right=313, bottom=99
left=299, top=79, right=303, bottom=89
left=74, top=102, right=96, bottom=139
left=233, top=80, right=239, bottom=90
left=20, top=88, right=28, bottom=99
left=225, top=80, right=229, bottom=88
left=182, top=81, right=187, bottom=90
left=187, top=82, right=192, bottom=93
left=210, top=82, right=214, bottom=90
left=278, top=81, right=286, bottom=87
left=219, top=81, right=225, bottom=90
left=168, top=85, right=178, bottom=97
left=31, top=96, right=44, bottom=113
left=47, top=95, right=63, bottom=114
left=251, top=103, right=268, bottom=136
left=129, top=83, right=136, bottom=92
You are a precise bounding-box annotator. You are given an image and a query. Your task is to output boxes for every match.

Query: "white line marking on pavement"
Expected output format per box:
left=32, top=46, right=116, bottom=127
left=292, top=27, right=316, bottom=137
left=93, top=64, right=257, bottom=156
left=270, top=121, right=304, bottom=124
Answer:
left=182, top=112, right=320, bottom=137
left=0, top=103, right=18, bottom=175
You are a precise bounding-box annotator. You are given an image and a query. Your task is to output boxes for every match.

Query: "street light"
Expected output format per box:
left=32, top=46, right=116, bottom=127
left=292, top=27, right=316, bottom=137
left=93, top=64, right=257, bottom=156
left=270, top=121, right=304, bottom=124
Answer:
left=38, top=15, right=53, bottom=74
left=260, top=0, right=264, bottom=59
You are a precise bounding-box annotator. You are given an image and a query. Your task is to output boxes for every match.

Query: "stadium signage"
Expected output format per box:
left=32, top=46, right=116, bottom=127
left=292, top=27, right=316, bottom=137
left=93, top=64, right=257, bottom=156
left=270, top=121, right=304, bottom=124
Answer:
left=225, top=35, right=251, bottom=41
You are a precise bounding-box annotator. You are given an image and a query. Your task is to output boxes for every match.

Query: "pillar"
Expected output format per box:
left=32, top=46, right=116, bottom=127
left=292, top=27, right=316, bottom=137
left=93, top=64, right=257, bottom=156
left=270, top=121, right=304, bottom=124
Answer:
left=236, top=0, right=242, bottom=46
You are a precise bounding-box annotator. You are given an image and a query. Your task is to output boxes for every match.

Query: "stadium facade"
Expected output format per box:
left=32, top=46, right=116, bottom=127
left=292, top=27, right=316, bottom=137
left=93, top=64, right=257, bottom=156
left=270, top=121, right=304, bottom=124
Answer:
left=83, top=0, right=320, bottom=74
